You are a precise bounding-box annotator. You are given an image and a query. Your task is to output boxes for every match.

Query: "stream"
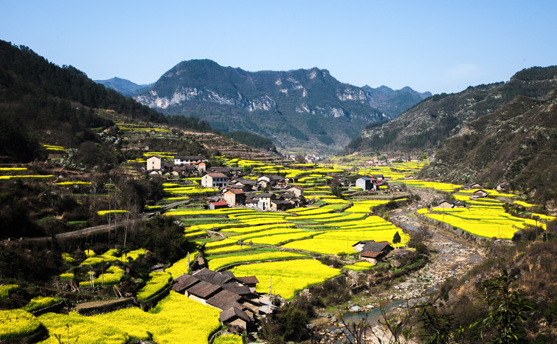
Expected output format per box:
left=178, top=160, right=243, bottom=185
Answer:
left=315, top=209, right=484, bottom=343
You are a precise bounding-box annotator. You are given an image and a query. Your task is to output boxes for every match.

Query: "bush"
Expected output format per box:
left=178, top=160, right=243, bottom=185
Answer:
left=131, top=216, right=195, bottom=264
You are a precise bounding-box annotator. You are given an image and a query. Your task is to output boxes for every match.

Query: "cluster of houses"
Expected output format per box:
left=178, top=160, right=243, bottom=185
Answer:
left=145, top=155, right=208, bottom=177
left=209, top=177, right=306, bottom=211
left=172, top=268, right=263, bottom=333
left=363, top=157, right=419, bottom=167
left=283, top=153, right=325, bottom=164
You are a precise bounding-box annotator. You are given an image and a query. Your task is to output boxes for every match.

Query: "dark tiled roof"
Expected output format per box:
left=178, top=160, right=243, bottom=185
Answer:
left=233, top=179, right=256, bottom=186
left=236, top=276, right=259, bottom=285
left=221, top=283, right=252, bottom=296
left=361, top=251, right=384, bottom=258
left=193, top=268, right=236, bottom=286
left=172, top=274, right=200, bottom=293
left=272, top=200, right=292, bottom=205
left=361, top=242, right=393, bottom=253
left=187, top=281, right=222, bottom=299
left=206, top=289, right=242, bottom=310
left=219, top=305, right=253, bottom=324
left=353, top=240, right=393, bottom=253
left=221, top=271, right=235, bottom=278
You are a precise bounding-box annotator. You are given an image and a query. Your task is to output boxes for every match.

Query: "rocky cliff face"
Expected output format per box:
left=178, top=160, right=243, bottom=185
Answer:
left=133, top=59, right=427, bottom=154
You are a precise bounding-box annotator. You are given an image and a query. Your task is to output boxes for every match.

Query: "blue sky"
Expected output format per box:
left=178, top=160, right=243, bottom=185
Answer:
left=1, top=0, right=556, bottom=94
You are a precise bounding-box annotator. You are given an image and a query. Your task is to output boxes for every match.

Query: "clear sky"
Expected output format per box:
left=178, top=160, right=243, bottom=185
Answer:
left=1, top=0, right=556, bottom=94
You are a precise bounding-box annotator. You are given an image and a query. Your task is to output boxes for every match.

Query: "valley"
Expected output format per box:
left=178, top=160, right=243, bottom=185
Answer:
left=1, top=40, right=556, bottom=344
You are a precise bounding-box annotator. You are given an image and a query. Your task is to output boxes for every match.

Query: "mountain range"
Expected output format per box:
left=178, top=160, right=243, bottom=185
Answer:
left=95, top=77, right=152, bottom=97
left=97, top=60, right=430, bottom=154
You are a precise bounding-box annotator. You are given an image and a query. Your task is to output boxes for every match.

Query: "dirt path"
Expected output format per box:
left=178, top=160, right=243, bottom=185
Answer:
left=4, top=200, right=189, bottom=244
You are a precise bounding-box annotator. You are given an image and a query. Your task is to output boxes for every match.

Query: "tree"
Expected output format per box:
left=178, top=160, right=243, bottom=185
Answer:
left=415, top=297, right=463, bottom=344
left=295, top=154, right=306, bottom=163
left=330, top=183, right=343, bottom=199
left=393, top=231, right=401, bottom=245
left=132, top=216, right=194, bottom=263
left=471, top=270, right=532, bottom=344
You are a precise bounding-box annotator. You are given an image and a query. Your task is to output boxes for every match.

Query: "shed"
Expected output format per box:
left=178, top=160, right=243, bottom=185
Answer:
left=209, top=201, right=229, bottom=210
left=356, top=177, right=372, bottom=191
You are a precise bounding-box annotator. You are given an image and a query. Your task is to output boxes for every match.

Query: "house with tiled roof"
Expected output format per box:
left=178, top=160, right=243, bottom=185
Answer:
left=223, top=189, right=246, bottom=206
left=201, top=172, right=228, bottom=188
left=173, top=268, right=260, bottom=333
left=353, top=240, right=394, bottom=264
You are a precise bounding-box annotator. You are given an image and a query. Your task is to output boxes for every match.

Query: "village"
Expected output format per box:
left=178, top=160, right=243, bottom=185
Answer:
left=132, top=153, right=438, bottom=339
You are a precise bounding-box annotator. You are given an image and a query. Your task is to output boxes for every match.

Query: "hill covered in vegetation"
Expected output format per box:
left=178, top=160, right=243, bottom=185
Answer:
left=347, top=66, right=557, bottom=206
left=421, top=86, right=557, bottom=204
left=348, top=66, right=557, bottom=154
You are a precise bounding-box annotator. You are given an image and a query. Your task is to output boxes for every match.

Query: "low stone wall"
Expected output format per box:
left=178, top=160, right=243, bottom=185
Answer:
left=30, top=301, right=66, bottom=316
left=74, top=297, right=135, bottom=315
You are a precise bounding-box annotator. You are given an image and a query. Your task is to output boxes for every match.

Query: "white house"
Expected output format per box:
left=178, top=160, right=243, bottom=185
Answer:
left=201, top=173, right=228, bottom=188
left=256, top=193, right=275, bottom=210
left=146, top=156, right=163, bottom=172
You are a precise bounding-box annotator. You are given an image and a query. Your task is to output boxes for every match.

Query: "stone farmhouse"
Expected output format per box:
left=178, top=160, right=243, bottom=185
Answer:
left=172, top=268, right=260, bottom=333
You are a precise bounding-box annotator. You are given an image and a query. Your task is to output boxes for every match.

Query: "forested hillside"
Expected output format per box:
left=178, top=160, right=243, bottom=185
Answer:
left=0, top=40, right=211, bottom=163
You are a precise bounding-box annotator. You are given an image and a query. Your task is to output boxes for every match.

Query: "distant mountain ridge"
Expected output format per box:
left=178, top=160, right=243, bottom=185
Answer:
left=131, top=59, right=429, bottom=154
left=95, top=77, right=152, bottom=97
left=362, top=85, right=431, bottom=118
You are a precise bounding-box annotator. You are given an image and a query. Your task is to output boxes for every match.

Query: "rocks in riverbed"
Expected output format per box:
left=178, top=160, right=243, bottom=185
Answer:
left=349, top=305, right=363, bottom=312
